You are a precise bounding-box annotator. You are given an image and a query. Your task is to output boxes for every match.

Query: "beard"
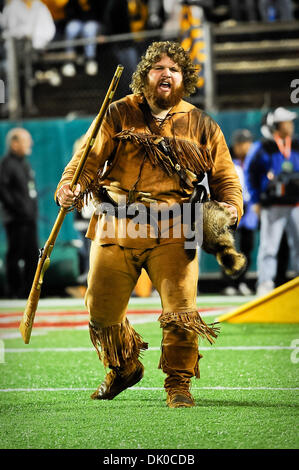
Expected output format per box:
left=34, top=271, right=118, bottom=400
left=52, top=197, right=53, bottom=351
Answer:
left=144, top=81, right=185, bottom=110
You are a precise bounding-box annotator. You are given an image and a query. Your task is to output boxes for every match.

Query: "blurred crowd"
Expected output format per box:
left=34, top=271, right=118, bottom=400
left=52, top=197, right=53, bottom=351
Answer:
left=0, top=0, right=298, bottom=115
left=0, top=1, right=297, bottom=77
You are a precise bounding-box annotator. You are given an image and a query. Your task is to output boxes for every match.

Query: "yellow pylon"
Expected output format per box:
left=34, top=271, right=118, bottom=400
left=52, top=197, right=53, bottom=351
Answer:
left=217, top=277, right=299, bottom=323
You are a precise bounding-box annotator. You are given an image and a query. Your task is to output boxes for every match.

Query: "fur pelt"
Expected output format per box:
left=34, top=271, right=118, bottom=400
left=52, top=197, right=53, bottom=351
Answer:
left=202, top=201, right=247, bottom=278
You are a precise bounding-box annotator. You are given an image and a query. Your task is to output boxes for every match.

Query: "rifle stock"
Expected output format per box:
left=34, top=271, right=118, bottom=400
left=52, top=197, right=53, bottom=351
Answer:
left=19, top=65, right=124, bottom=344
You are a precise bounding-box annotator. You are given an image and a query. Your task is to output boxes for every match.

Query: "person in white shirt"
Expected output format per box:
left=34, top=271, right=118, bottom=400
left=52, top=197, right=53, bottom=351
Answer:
left=2, top=0, right=55, bottom=49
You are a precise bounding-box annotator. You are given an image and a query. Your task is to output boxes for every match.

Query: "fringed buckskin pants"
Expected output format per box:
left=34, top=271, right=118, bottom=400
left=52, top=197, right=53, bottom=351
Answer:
left=86, top=242, right=218, bottom=381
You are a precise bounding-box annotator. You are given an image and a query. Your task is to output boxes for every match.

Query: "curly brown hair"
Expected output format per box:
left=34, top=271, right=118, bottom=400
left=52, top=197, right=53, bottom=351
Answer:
left=130, top=41, right=199, bottom=97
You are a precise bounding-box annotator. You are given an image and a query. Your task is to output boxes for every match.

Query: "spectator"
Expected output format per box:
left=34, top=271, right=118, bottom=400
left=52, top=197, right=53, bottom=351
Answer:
left=275, top=230, right=290, bottom=286
left=1, top=0, right=56, bottom=116
left=0, top=128, right=39, bottom=299
left=222, top=129, right=258, bottom=295
left=258, top=0, right=294, bottom=22
left=229, top=0, right=259, bottom=22
left=161, top=0, right=213, bottom=30
left=245, top=107, right=299, bottom=296
left=61, top=0, right=105, bottom=77
left=161, top=0, right=181, bottom=31
left=2, top=0, right=55, bottom=50
left=41, top=0, right=69, bottom=40
left=0, top=0, right=4, bottom=20
left=147, top=0, right=165, bottom=29
left=102, top=0, right=140, bottom=96
left=0, top=1, right=7, bottom=115
left=128, top=0, right=149, bottom=32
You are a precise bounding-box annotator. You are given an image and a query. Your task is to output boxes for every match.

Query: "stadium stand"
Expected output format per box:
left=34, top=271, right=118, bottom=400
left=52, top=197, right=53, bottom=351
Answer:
left=2, top=24, right=299, bottom=117
left=1, top=1, right=299, bottom=118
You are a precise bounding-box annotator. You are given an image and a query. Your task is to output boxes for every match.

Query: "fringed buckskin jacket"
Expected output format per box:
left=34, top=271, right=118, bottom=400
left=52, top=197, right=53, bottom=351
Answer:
left=56, top=94, right=243, bottom=248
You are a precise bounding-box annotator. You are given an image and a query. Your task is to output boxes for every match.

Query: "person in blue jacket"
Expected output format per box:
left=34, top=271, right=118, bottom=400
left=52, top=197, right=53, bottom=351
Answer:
left=222, top=128, right=258, bottom=296
left=244, top=107, right=299, bottom=296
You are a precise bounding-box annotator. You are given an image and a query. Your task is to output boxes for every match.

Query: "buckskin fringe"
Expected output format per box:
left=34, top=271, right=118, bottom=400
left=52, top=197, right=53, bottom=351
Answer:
left=115, top=130, right=214, bottom=178
left=74, top=188, right=94, bottom=212
left=158, top=311, right=220, bottom=345
left=89, top=318, right=148, bottom=368
left=74, top=176, right=107, bottom=211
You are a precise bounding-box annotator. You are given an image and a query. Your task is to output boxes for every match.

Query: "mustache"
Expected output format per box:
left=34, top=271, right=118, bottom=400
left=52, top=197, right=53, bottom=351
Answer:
left=144, top=81, right=185, bottom=109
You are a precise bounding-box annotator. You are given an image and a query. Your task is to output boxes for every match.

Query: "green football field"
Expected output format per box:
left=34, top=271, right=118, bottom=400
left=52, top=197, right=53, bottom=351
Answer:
left=0, top=296, right=298, bottom=450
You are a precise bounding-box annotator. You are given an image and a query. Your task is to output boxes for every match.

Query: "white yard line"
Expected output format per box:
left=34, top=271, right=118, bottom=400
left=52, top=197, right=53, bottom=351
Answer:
left=0, top=386, right=298, bottom=393
left=3, top=345, right=297, bottom=352
left=0, top=312, right=220, bottom=334
left=0, top=316, right=90, bottom=323
left=0, top=295, right=254, bottom=310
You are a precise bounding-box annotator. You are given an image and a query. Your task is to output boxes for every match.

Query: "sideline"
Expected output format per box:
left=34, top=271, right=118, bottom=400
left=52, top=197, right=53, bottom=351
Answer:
left=0, top=295, right=255, bottom=309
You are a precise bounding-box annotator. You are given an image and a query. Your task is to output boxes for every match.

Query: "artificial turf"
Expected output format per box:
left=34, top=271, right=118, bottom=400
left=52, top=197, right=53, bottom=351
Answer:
left=0, top=305, right=298, bottom=450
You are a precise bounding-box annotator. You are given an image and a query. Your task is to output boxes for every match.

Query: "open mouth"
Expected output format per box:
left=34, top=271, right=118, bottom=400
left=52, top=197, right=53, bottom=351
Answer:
left=158, top=81, right=171, bottom=91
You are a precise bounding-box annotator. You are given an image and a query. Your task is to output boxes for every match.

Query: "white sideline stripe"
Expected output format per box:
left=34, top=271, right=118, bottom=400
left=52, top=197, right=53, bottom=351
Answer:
left=0, top=386, right=298, bottom=393
left=0, top=316, right=89, bottom=323
left=0, top=311, right=219, bottom=323
left=4, top=345, right=297, bottom=353
left=0, top=295, right=254, bottom=309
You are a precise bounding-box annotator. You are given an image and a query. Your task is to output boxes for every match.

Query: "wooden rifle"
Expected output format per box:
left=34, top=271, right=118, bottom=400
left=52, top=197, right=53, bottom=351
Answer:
left=19, top=64, right=124, bottom=344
